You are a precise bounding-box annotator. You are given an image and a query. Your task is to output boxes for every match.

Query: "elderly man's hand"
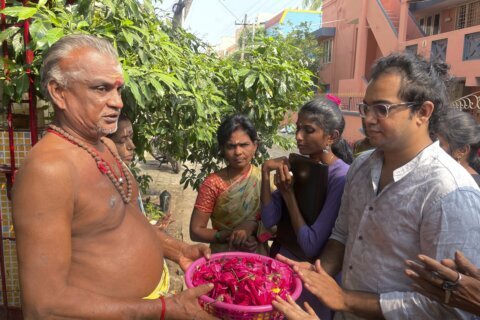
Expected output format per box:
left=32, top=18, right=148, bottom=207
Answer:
left=272, top=295, right=320, bottom=320
left=165, top=283, right=218, bottom=320
left=178, top=243, right=211, bottom=272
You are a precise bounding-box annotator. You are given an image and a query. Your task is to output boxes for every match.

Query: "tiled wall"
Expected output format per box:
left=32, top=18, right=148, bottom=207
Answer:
left=0, top=130, right=33, bottom=307
left=0, top=131, right=32, bottom=167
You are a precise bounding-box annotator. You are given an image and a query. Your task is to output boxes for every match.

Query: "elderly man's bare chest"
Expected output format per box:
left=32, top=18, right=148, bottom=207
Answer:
left=70, top=158, right=141, bottom=235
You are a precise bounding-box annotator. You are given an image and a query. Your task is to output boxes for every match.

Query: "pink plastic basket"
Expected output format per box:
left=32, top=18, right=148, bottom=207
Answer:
left=185, top=252, right=302, bottom=320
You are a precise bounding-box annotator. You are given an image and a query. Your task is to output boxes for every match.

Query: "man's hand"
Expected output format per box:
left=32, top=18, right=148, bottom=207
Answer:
left=298, top=260, right=348, bottom=312
left=165, top=283, right=218, bottom=320
left=275, top=254, right=315, bottom=271
left=178, top=243, right=211, bottom=272
left=272, top=295, right=320, bottom=320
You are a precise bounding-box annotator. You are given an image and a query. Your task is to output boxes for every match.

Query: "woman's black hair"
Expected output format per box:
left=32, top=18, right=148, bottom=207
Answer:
left=107, top=113, right=131, bottom=141
left=299, top=97, right=354, bottom=164
left=437, top=109, right=480, bottom=173
left=217, top=114, right=258, bottom=158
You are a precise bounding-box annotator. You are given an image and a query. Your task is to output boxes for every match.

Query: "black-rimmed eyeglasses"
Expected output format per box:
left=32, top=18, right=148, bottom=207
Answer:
left=357, top=102, right=419, bottom=119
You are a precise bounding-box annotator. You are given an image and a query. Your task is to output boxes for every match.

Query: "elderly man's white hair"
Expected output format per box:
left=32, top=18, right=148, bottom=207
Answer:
left=40, top=34, right=120, bottom=102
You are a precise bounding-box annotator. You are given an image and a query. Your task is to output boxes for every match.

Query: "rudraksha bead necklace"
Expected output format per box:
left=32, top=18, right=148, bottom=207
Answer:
left=47, top=124, right=132, bottom=204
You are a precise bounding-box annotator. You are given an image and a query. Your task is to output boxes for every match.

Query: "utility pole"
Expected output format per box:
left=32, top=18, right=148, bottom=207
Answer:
left=240, top=14, right=247, bottom=61
left=251, top=17, right=257, bottom=44
left=235, top=14, right=257, bottom=61
left=172, top=0, right=193, bottom=29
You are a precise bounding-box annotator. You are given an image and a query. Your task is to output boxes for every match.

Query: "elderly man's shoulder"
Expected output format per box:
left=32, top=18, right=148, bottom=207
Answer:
left=17, top=137, right=78, bottom=180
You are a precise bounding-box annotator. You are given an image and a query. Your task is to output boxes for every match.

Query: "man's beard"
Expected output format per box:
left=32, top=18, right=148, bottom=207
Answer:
left=97, top=124, right=118, bottom=136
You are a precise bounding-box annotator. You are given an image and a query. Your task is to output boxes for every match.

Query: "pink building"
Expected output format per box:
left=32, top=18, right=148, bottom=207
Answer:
left=314, top=0, right=480, bottom=142
left=315, top=0, right=480, bottom=106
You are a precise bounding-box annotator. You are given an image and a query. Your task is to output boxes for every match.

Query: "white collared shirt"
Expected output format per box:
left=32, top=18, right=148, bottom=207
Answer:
left=331, top=141, right=480, bottom=320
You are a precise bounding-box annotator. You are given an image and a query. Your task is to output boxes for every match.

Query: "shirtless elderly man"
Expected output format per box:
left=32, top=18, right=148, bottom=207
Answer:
left=13, top=34, right=215, bottom=319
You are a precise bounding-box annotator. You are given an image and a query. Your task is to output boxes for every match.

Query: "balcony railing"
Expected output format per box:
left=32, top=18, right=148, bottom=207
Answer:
left=452, top=91, right=480, bottom=110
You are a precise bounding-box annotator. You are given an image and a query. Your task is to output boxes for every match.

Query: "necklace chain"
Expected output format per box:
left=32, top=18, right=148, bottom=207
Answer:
left=47, top=124, right=132, bottom=204
left=319, top=153, right=335, bottom=165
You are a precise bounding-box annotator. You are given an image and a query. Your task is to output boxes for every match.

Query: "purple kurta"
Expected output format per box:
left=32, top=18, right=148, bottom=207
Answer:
left=261, top=159, right=349, bottom=320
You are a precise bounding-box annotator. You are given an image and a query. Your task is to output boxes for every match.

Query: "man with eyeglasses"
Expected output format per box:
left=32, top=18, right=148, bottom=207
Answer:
left=276, top=52, right=480, bottom=319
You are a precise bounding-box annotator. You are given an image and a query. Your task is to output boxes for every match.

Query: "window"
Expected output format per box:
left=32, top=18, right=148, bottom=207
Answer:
left=463, top=31, right=480, bottom=60
left=431, top=39, right=448, bottom=62
left=456, top=1, right=480, bottom=29
left=419, top=13, right=441, bottom=35
left=406, top=44, right=418, bottom=54
left=320, top=38, right=333, bottom=64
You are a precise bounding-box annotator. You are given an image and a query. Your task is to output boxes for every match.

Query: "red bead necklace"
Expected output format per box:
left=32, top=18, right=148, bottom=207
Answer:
left=47, top=124, right=132, bottom=204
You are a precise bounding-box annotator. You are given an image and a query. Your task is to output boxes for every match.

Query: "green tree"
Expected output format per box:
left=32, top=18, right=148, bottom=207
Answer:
left=302, top=0, right=323, bottom=10
left=268, top=23, right=323, bottom=83
left=1, top=0, right=315, bottom=191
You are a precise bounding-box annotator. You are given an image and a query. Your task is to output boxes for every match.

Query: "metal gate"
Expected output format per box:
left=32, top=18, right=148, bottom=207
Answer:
left=1, top=0, right=38, bottom=318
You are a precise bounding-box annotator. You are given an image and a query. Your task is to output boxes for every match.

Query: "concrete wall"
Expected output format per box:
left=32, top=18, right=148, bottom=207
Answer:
left=318, top=0, right=361, bottom=93
left=402, top=24, right=480, bottom=86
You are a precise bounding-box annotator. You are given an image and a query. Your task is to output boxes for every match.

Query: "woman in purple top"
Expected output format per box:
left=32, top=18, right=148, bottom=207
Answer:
left=261, top=96, right=352, bottom=320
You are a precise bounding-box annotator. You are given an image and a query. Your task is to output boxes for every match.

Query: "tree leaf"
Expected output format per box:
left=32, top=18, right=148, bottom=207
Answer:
left=45, top=28, right=64, bottom=46
left=0, top=7, right=38, bottom=20
left=14, top=73, right=29, bottom=102
left=0, top=26, right=19, bottom=43
left=76, top=21, right=89, bottom=30
left=37, top=0, right=48, bottom=8
left=121, top=29, right=134, bottom=46
left=121, top=19, right=134, bottom=26
left=244, top=73, right=257, bottom=89
left=157, top=73, right=183, bottom=91
left=149, top=78, right=165, bottom=97
left=128, top=80, right=143, bottom=107
left=29, top=21, right=48, bottom=43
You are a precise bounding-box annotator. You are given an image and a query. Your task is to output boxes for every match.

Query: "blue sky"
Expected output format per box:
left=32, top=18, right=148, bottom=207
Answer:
left=157, top=0, right=305, bottom=45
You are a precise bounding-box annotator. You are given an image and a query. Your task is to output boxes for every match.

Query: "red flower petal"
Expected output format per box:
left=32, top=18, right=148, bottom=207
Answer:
left=191, top=255, right=296, bottom=306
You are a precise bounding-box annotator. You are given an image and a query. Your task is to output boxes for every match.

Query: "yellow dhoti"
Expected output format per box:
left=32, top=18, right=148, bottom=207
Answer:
left=143, top=262, right=170, bottom=299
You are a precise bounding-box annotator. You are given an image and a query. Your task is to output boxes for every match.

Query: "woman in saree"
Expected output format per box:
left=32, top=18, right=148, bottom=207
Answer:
left=189, top=114, right=271, bottom=254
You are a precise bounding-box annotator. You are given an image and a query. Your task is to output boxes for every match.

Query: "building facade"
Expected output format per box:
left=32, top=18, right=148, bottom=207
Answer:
left=265, top=9, right=322, bottom=35
left=315, top=0, right=480, bottom=108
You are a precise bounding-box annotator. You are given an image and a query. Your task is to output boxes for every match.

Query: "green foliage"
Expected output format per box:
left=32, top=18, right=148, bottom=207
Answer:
left=143, top=201, right=166, bottom=221
left=1, top=0, right=315, bottom=191
left=129, top=164, right=152, bottom=195
left=268, top=22, right=324, bottom=81
left=302, top=0, right=323, bottom=10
